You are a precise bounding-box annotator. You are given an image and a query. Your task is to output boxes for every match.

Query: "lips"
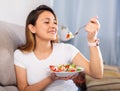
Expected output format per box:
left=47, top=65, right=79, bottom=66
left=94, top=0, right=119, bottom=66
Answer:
left=48, top=30, right=57, bottom=34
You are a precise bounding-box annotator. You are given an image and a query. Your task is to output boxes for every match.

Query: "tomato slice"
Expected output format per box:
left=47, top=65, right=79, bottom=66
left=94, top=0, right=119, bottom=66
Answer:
left=65, top=64, right=70, bottom=68
left=49, top=65, right=58, bottom=72
left=69, top=69, right=76, bottom=72
left=49, top=64, right=79, bottom=72
left=66, top=33, right=70, bottom=39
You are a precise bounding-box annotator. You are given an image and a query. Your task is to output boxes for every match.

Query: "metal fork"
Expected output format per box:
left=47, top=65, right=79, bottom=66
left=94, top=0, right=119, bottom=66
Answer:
left=73, top=24, right=86, bottom=36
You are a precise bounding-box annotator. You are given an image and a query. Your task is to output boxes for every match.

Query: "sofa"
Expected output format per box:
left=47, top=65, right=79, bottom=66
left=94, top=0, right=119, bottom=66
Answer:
left=0, top=21, right=25, bottom=91
left=1, top=21, right=120, bottom=91
left=85, top=65, right=120, bottom=91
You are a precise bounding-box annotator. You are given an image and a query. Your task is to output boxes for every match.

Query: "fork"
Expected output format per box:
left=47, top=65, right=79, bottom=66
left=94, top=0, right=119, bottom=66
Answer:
left=73, top=24, right=86, bottom=36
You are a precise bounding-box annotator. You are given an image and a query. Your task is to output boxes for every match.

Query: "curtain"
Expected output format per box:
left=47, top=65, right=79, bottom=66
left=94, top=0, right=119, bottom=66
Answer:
left=115, top=0, right=120, bottom=66
left=53, top=0, right=120, bottom=66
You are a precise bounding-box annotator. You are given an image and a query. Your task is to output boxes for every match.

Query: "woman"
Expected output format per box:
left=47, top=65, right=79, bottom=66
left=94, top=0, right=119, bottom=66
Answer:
left=14, top=5, right=103, bottom=91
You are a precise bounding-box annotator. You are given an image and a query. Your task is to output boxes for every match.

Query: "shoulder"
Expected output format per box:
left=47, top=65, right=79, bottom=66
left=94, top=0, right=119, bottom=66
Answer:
left=53, top=43, right=74, bottom=47
left=14, top=49, right=23, bottom=55
left=14, top=49, right=29, bottom=68
left=14, top=49, right=32, bottom=57
left=53, top=43, right=78, bottom=50
left=14, top=49, right=33, bottom=64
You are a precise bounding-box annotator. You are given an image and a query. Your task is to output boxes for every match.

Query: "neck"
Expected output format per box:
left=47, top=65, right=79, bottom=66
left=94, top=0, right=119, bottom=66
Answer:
left=33, top=39, right=53, bottom=60
left=35, top=41, right=52, bottom=52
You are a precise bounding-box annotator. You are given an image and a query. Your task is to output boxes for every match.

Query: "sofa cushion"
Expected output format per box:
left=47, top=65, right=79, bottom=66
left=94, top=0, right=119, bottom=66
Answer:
left=86, top=65, right=120, bottom=91
left=0, top=21, right=25, bottom=86
left=0, top=86, right=18, bottom=91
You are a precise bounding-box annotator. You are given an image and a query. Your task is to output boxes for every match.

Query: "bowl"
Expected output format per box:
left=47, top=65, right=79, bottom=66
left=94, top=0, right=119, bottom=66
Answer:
left=51, top=67, right=84, bottom=77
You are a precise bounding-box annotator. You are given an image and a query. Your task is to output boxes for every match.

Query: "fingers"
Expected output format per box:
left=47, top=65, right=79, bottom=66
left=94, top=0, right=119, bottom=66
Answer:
left=50, top=73, right=57, bottom=80
left=84, top=16, right=100, bottom=41
left=90, top=16, right=99, bottom=24
left=60, top=73, right=79, bottom=80
left=51, top=73, right=70, bottom=80
left=51, top=73, right=80, bottom=81
left=90, top=16, right=100, bottom=30
left=85, top=16, right=100, bottom=33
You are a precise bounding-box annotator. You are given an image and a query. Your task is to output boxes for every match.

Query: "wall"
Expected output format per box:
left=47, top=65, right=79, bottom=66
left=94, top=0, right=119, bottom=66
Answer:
left=0, top=0, right=53, bottom=26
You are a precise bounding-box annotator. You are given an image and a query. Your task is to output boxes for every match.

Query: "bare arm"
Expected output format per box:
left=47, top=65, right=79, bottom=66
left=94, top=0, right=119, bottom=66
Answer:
left=72, top=16, right=103, bottom=78
left=89, top=45, right=103, bottom=78
left=14, top=65, right=54, bottom=91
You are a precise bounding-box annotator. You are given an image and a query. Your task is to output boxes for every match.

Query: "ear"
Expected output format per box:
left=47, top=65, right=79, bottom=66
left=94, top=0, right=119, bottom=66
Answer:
left=28, top=24, right=36, bottom=33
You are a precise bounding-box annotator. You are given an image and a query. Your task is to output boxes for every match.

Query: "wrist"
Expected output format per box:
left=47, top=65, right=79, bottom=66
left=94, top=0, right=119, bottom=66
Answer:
left=88, top=39, right=99, bottom=46
left=49, top=76, right=55, bottom=82
left=88, top=37, right=97, bottom=42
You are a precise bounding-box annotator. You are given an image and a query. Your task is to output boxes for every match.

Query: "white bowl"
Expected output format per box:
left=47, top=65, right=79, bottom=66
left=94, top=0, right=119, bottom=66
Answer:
left=51, top=67, right=84, bottom=77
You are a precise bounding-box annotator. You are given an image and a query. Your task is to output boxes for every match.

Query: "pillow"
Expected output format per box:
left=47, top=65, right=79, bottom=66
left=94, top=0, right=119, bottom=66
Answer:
left=73, top=72, right=86, bottom=90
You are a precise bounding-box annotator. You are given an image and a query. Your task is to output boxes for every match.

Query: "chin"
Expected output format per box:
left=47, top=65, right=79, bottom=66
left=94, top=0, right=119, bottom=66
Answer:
left=51, top=38, right=58, bottom=42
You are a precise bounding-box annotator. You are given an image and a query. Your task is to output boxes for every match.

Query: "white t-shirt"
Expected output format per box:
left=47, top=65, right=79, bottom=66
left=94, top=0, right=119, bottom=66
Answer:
left=14, top=43, right=79, bottom=91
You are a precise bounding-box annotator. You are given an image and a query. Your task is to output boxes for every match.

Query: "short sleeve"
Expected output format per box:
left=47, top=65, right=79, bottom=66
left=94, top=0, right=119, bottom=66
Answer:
left=14, top=49, right=26, bottom=68
left=64, top=44, right=79, bottom=62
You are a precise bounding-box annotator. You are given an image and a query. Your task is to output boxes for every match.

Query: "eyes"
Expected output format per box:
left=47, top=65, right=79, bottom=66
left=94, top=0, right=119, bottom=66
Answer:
left=43, top=18, right=57, bottom=25
left=44, top=21, right=57, bottom=25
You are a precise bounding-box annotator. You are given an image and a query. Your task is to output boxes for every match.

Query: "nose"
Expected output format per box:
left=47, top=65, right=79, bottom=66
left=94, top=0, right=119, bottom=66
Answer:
left=50, top=22, right=58, bottom=29
left=50, top=22, right=56, bottom=26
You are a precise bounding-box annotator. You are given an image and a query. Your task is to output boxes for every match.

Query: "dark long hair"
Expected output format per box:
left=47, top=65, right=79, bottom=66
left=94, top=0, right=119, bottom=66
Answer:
left=19, top=5, right=58, bottom=52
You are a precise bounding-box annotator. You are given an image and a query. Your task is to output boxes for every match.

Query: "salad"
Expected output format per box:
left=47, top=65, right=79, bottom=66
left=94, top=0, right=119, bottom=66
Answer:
left=66, top=32, right=74, bottom=39
left=49, top=64, right=81, bottom=72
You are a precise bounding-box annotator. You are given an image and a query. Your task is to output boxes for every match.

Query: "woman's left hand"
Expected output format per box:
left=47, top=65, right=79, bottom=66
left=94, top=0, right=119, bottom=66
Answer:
left=59, top=73, right=79, bottom=81
left=51, top=73, right=79, bottom=81
left=85, top=16, right=100, bottom=42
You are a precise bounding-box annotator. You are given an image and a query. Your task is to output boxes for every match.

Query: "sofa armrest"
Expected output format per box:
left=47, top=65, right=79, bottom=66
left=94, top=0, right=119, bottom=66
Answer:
left=0, top=21, right=25, bottom=86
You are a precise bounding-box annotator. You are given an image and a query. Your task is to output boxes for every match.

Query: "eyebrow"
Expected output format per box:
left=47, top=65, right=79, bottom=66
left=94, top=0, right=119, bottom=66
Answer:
left=42, top=18, right=56, bottom=21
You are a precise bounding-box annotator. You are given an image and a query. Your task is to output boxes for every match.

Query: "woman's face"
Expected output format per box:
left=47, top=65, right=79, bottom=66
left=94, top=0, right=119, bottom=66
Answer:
left=30, top=11, right=58, bottom=41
